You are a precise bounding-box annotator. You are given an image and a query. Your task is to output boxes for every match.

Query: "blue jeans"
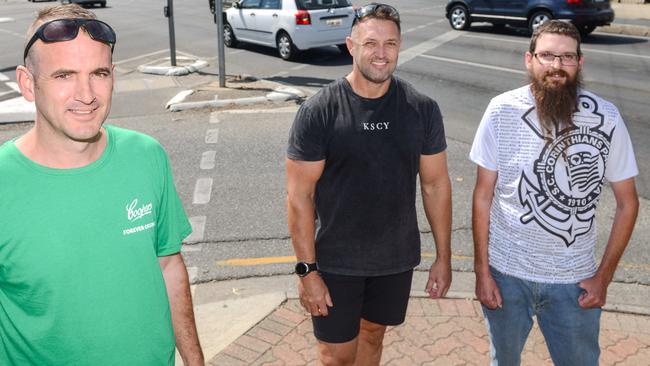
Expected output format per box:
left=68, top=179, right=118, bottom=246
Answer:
left=482, top=267, right=601, bottom=366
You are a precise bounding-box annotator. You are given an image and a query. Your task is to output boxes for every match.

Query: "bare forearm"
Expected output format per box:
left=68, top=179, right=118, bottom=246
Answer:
left=596, top=199, right=639, bottom=283
left=287, top=195, right=317, bottom=262
left=163, top=258, right=204, bottom=366
left=422, top=178, right=452, bottom=262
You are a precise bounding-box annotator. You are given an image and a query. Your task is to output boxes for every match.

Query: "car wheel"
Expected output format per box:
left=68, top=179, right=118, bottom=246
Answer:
left=223, top=22, right=238, bottom=47
left=277, top=31, right=298, bottom=61
left=449, top=5, right=471, bottom=31
left=100, top=2, right=106, bottom=7
left=337, top=43, right=349, bottom=56
left=579, top=25, right=596, bottom=37
left=529, top=10, right=551, bottom=34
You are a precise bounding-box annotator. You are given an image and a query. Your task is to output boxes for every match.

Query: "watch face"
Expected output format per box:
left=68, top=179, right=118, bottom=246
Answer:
left=295, top=262, right=308, bottom=276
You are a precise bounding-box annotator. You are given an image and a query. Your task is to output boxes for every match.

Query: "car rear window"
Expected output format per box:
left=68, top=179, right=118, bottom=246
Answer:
left=296, top=0, right=352, bottom=10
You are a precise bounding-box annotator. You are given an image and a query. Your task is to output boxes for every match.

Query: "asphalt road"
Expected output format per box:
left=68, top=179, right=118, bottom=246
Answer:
left=1, top=0, right=649, bottom=284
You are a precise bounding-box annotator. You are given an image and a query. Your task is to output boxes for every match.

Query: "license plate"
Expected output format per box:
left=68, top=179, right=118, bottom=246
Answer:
left=326, top=19, right=342, bottom=26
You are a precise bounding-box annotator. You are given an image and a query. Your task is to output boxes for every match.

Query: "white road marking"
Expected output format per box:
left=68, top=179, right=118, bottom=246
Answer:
left=193, top=178, right=213, bottom=204
left=205, top=129, right=219, bottom=144
left=418, top=54, right=527, bottom=75
left=217, top=106, right=299, bottom=114
left=209, top=111, right=220, bottom=124
left=187, top=267, right=199, bottom=284
left=461, top=33, right=650, bottom=60
left=200, top=151, right=217, bottom=170
left=0, top=73, right=9, bottom=81
left=398, top=30, right=463, bottom=66
left=113, top=49, right=169, bottom=65
left=0, top=18, right=15, bottom=24
left=185, top=216, right=207, bottom=243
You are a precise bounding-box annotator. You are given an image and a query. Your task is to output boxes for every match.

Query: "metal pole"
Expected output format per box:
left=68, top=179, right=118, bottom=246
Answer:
left=166, top=0, right=177, bottom=66
left=216, top=0, right=226, bottom=87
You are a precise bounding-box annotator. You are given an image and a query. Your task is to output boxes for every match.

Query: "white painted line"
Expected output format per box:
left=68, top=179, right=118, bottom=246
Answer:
left=418, top=54, right=527, bottom=75
left=114, top=49, right=169, bottom=65
left=290, top=64, right=309, bottom=71
left=0, top=18, right=14, bottom=23
left=193, top=178, right=213, bottom=204
left=200, top=151, right=217, bottom=170
left=0, top=73, right=9, bottom=81
left=217, top=106, right=299, bottom=114
left=0, top=90, right=16, bottom=98
left=187, top=267, right=199, bottom=284
left=165, top=89, right=194, bottom=109
left=6, top=82, right=20, bottom=93
left=209, top=111, right=220, bottom=124
left=185, top=216, right=207, bottom=243
left=461, top=33, right=650, bottom=60
left=398, top=30, right=463, bottom=66
left=205, top=129, right=219, bottom=144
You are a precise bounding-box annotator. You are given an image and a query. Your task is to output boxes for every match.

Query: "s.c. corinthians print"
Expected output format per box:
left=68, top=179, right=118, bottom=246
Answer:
left=519, top=94, right=612, bottom=247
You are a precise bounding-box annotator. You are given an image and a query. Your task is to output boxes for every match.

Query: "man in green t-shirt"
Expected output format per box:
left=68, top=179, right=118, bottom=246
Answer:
left=0, top=4, right=204, bottom=365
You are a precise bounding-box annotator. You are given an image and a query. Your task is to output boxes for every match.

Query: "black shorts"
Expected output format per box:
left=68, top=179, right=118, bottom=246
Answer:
left=312, top=270, right=413, bottom=344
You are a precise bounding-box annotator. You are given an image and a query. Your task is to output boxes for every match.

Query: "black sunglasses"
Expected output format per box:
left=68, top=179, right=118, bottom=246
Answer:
left=354, top=3, right=400, bottom=23
left=24, top=18, right=116, bottom=62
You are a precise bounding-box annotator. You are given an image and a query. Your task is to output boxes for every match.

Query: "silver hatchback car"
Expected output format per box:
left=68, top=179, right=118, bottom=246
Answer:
left=223, top=0, right=355, bottom=60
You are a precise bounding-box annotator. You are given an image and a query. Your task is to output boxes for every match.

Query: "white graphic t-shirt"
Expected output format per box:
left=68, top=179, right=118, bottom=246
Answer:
left=470, top=85, right=638, bottom=283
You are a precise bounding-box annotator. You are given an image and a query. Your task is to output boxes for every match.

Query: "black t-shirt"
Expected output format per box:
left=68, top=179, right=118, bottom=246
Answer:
left=287, top=76, right=446, bottom=276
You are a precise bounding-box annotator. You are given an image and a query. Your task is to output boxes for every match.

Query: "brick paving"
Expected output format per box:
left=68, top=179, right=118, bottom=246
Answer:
left=210, top=298, right=650, bottom=365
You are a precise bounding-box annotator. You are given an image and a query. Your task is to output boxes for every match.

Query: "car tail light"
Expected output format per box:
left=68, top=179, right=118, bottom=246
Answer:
left=295, top=10, right=311, bottom=25
left=566, top=0, right=582, bottom=4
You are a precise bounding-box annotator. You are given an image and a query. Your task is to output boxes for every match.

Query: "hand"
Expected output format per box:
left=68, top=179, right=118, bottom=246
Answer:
left=425, top=259, right=452, bottom=299
left=578, top=275, right=608, bottom=308
left=475, top=272, right=502, bottom=310
left=297, top=272, right=333, bottom=316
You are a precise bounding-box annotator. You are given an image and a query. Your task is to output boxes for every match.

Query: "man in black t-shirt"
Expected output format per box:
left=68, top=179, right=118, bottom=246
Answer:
left=286, top=3, right=452, bottom=365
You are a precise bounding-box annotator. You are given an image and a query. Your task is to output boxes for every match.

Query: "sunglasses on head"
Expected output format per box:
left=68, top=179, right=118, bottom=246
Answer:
left=354, top=3, right=400, bottom=22
left=24, top=18, right=116, bottom=62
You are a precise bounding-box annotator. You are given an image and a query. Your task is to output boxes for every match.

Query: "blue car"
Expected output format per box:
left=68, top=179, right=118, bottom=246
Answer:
left=445, top=0, right=614, bottom=36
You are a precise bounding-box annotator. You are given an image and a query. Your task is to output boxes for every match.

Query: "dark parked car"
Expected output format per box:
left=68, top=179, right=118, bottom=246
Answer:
left=445, top=0, right=614, bottom=36
left=60, top=0, right=106, bottom=7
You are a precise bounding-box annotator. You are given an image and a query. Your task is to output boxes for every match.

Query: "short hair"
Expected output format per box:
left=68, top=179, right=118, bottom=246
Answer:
left=352, top=3, right=401, bottom=34
left=24, top=4, right=98, bottom=68
left=529, top=20, right=582, bottom=57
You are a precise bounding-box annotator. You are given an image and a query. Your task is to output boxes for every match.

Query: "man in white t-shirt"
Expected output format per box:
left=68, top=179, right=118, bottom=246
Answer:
left=470, top=20, right=639, bottom=365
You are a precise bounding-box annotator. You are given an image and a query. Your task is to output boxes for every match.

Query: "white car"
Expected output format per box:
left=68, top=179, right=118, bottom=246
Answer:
left=223, top=0, right=355, bottom=60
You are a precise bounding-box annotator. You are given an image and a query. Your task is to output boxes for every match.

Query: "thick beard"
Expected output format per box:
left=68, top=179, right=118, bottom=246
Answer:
left=529, top=68, right=582, bottom=137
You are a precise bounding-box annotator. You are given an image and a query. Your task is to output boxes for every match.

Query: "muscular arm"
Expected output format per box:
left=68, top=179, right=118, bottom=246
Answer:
left=420, top=152, right=453, bottom=298
left=159, top=253, right=204, bottom=366
left=285, top=158, right=333, bottom=316
left=578, top=177, right=639, bottom=308
left=472, top=166, right=502, bottom=309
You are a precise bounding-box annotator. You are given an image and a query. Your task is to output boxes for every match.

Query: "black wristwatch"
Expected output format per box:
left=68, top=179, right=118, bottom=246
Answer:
left=295, top=262, right=318, bottom=277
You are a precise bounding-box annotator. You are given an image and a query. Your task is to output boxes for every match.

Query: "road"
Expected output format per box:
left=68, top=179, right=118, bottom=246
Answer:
left=1, top=0, right=649, bottom=285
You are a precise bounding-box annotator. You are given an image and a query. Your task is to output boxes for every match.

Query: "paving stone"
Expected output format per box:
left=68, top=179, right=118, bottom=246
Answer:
left=272, top=343, right=307, bottom=365
left=617, top=313, right=642, bottom=333
left=247, top=327, right=283, bottom=345
left=600, top=329, right=628, bottom=348
left=209, top=353, right=249, bottom=366
left=423, top=334, right=464, bottom=357
left=601, top=312, right=622, bottom=331
left=221, top=343, right=261, bottom=363
left=606, top=336, right=646, bottom=361
left=283, top=329, right=314, bottom=352
left=420, top=298, right=441, bottom=316
left=454, top=329, right=490, bottom=354
left=424, top=319, right=460, bottom=342
left=273, top=306, right=308, bottom=325
left=438, top=299, right=459, bottom=316
left=406, top=298, right=425, bottom=316
left=235, top=334, right=272, bottom=354
left=451, top=316, right=488, bottom=338
left=257, top=318, right=294, bottom=337
left=455, top=299, right=477, bottom=317
left=617, top=346, right=650, bottom=366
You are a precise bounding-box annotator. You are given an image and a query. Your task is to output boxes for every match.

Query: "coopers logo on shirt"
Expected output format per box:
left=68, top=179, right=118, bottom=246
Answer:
left=126, top=199, right=153, bottom=222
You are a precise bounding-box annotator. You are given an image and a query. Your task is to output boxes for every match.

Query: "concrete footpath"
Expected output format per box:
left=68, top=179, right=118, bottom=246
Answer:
left=187, top=271, right=650, bottom=365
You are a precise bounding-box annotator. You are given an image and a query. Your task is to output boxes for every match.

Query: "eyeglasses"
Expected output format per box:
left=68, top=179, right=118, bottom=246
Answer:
left=534, top=52, right=579, bottom=66
left=24, top=18, right=116, bottom=62
left=354, top=3, right=400, bottom=24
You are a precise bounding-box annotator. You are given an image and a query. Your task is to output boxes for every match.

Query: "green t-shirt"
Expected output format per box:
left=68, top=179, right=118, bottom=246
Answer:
left=0, top=125, right=192, bottom=365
